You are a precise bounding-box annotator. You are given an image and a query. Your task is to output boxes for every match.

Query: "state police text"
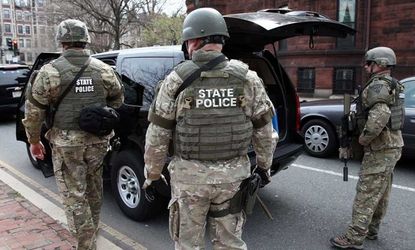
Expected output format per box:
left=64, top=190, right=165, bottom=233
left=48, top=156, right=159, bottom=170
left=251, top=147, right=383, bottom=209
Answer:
left=196, top=88, right=237, bottom=108
left=75, top=78, right=94, bottom=93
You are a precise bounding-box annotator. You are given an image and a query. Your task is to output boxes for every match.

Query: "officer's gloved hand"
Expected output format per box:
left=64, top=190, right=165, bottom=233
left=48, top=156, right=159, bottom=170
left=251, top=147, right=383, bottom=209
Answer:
left=339, top=147, right=352, bottom=160
left=254, top=167, right=271, bottom=188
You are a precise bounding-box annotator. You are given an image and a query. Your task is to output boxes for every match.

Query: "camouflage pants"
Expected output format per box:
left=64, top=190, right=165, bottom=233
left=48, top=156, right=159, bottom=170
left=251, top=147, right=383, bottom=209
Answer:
left=169, top=180, right=247, bottom=250
left=346, top=148, right=402, bottom=243
left=52, top=143, right=108, bottom=250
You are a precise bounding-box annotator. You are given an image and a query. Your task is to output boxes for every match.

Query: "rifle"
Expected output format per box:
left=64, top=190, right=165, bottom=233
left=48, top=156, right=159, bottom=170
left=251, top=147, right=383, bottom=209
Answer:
left=339, top=94, right=354, bottom=182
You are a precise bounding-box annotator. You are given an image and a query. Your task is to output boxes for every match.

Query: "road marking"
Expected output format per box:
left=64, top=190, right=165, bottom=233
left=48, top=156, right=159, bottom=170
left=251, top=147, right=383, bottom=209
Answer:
left=292, top=163, right=415, bottom=193
left=0, top=159, right=146, bottom=250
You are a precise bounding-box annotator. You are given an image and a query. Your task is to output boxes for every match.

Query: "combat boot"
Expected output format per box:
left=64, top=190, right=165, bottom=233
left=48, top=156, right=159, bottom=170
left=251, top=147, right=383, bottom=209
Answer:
left=330, top=235, right=363, bottom=249
left=366, top=232, right=378, bottom=240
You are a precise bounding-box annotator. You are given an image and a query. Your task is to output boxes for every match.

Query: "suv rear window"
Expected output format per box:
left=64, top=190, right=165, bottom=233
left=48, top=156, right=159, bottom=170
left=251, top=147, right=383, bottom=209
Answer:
left=119, top=57, right=176, bottom=110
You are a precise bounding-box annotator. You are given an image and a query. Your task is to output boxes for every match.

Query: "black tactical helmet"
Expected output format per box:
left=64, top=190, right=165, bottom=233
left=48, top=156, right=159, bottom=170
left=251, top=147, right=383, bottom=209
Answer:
left=365, top=47, right=396, bottom=67
left=182, top=8, right=229, bottom=42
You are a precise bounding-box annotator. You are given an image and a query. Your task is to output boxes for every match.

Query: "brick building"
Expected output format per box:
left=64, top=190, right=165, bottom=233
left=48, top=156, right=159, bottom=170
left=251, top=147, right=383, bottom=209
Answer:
left=1, top=0, right=56, bottom=64
left=186, top=0, right=415, bottom=97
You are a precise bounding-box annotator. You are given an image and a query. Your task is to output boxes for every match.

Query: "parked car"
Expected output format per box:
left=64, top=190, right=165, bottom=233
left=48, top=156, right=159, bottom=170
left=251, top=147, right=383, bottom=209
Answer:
left=16, top=9, right=354, bottom=221
left=300, top=76, right=415, bottom=158
left=0, top=64, right=30, bottom=117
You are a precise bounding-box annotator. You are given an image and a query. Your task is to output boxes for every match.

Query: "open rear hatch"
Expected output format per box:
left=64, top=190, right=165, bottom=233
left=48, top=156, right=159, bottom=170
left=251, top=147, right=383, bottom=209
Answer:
left=224, top=9, right=356, bottom=52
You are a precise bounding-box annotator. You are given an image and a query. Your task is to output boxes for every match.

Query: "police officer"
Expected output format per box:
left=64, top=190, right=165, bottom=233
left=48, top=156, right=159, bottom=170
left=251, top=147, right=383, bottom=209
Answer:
left=23, top=19, right=123, bottom=249
left=331, top=47, right=404, bottom=249
left=143, top=7, right=277, bottom=250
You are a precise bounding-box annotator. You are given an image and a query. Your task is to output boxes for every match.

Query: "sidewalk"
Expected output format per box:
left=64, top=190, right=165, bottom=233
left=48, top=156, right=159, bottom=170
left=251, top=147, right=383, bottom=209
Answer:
left=0, top=179, right=76, bottom=249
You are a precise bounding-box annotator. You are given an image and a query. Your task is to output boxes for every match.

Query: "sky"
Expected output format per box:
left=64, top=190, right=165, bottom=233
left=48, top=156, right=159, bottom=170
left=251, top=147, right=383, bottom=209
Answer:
left=162, top=0, right=186, bottom=16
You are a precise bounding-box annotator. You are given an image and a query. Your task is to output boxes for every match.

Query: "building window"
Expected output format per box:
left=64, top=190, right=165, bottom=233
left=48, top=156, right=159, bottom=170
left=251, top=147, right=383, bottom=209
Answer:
left=3, top=9, right=11, bottom=19
left=26, top=39, right=31, bottom=48
left=17, top=25, right=24, bottom=34
left=27, top=52, right=33, bottom=62
left=4, top=23, right=11, bottom=33
left=297, top=68, right=315, bottom=93
left=15, top=0, right=28, bottom=7
left=19, top=38, right=24, bottom=48
left=2, top=0, right=10, bottom=5
left=16, top=11, right=22, bottom=21
left=336, top=0, right=356, bottom=49
left=278, top=40, right=287, bottom=51
left=20, top=53, right=26, bottom=62
left=333, top=68, right=355, bottom=94
left=25, top=25, right=31, bottom=34
left=36, top=0, right=44, bottom=7
left=24, top=12, right=31, bottom=22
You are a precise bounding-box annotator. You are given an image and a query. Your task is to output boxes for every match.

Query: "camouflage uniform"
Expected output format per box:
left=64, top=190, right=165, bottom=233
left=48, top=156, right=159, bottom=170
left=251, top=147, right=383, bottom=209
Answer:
left=23, top=49, right=123, bottom=250
left=145, top=49, right=276, bottom=249
left=345, top=71, right=404, bottom=244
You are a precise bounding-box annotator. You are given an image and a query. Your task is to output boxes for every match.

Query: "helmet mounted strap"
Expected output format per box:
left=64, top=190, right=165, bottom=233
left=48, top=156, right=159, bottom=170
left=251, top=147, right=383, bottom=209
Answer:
left=199, top=35, right=226, bottom=49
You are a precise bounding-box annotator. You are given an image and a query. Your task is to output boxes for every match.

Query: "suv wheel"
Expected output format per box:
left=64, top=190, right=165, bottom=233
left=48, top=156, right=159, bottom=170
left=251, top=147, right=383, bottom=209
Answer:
left=302, top=119, right=337, bottom=157
left=111, top=150, right=162, bottom=221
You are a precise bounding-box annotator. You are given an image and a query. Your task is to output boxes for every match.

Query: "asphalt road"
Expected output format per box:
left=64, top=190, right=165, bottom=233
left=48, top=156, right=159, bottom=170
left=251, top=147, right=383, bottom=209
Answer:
left=1, top=116, right=414, bottom=250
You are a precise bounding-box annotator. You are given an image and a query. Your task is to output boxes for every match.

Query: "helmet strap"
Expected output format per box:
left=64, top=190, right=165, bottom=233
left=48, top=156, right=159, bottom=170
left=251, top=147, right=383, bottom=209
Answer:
left=200, top=35, right=226, bottom=48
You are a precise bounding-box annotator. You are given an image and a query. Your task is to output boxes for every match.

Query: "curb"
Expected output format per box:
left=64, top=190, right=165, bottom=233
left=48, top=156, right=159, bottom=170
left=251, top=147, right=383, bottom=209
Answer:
left=0, top=159, right=146, bottom=250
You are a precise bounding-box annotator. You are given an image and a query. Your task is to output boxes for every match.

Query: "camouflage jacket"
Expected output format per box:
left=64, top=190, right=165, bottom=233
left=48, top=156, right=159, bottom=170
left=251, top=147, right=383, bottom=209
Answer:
left=359, top=72, right=404, bottom=151
left=144, top=49, right=277, bottom=184
left=22, top=49, right=124, bottom=147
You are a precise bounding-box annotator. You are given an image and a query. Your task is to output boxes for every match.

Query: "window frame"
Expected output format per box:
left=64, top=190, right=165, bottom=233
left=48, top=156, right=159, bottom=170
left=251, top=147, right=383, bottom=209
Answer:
left=333, top=67, right=355, bottom=94
left=336, top=0, right=356, bottom=49
left=297, top=67, right=315, bottom=93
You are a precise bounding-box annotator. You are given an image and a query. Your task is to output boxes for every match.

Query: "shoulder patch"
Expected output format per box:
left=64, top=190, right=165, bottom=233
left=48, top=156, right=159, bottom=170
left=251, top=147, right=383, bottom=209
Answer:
left=369, top=83, right=384, bottom=94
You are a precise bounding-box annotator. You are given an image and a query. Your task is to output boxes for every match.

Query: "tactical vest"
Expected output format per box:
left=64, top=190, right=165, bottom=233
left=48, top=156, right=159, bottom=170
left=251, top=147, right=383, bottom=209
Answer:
left=174, top=60, right=253, bottom=161
left=52, top=56, right=106, bottom=130
left=359, top=75, right=404, bottom=131
left=383, top=77, right=405, bottom=130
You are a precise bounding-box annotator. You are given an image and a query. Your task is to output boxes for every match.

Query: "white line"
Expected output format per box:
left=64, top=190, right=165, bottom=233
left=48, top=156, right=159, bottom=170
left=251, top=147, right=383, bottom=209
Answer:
left=0, top=159, right=146, bottom=250
left=292, top=163, right=415, bottom=193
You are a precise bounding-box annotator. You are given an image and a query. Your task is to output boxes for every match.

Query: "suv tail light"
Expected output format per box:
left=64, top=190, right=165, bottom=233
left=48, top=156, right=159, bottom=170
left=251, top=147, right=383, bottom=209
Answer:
left=295, top=93, right=301, bottom=132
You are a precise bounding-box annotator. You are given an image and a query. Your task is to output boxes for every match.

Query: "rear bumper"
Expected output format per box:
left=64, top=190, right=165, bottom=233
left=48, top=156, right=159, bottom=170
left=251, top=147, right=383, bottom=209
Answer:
left=271, top=143, right=303, bottom=175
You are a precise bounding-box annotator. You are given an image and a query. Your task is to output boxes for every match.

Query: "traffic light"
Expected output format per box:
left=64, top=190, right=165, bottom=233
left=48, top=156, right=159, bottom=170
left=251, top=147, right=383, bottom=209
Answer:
left=12, top=39, right=19, bottom=55
left=6, top=38, right=13, bottom=50
left=12, top=39, right=18, bottom=51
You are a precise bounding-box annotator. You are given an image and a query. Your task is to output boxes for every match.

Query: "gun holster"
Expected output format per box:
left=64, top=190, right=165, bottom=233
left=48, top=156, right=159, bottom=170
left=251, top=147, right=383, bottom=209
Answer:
left=229, top=173, right=261, bottom=215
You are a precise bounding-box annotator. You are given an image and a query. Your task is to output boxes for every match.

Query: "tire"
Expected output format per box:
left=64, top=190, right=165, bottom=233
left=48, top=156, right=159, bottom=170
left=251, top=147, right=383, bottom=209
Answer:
left=110, top=149, right=163, bottom=221
left=301, top=119, right=337, bottom=157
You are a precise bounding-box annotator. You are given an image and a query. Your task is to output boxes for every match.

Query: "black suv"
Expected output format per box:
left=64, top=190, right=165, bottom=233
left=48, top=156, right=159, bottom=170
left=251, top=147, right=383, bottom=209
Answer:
left=16, top=9, right=354, bottom=221
left=0, top=64, right=30, bottom=117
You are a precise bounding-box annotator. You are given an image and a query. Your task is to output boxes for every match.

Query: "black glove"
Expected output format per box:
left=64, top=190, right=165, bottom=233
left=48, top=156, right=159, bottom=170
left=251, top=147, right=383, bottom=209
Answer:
left=254, top=167, right=271, bottom=187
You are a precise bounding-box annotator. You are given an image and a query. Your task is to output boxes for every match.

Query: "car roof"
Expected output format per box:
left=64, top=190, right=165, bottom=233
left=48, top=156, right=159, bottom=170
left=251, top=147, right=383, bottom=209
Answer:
left=116, top=45, right=182, bottom=58
left=401, top=76, right=415, bottom=83
left=0, top=64, right=30, bottom=69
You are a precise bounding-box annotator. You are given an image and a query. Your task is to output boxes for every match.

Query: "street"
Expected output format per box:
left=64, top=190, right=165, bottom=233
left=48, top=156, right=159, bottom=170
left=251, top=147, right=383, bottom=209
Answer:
left=1, top=117, right=414, bottom=250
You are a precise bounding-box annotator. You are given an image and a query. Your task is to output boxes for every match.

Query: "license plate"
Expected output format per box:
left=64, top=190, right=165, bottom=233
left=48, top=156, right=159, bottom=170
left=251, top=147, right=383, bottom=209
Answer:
left=12, top=91, right=22, bottom=98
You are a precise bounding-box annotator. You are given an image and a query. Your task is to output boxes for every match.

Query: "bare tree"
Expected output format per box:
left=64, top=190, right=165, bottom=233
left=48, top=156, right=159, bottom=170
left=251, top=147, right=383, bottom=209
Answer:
left=47, top=0, right=182, bottom=52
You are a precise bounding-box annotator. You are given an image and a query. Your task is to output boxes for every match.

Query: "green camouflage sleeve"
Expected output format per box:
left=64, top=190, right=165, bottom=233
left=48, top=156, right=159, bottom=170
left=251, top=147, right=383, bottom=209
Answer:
left=22, top=66, right=55, bottom=144
left=359, top=102, right=391, bottom=146
left=101, top=66, right=124, bottom=108
left=248, top=70, right=277, bottom=170
left=144, top=71, right=181, bottom=179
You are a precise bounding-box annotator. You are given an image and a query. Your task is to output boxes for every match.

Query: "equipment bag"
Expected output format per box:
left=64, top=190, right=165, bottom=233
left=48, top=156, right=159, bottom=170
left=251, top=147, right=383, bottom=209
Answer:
left=78, top=105, right=120, bottom=136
